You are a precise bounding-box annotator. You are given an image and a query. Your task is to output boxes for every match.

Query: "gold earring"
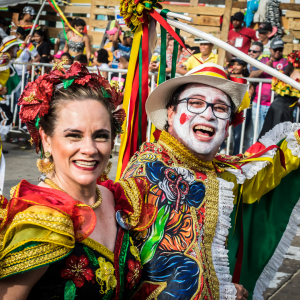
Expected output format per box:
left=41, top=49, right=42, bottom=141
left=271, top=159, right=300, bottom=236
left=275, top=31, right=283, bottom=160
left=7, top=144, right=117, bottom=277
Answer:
left=98, top=161, right=112, bottom=182
left=37, top=151, right=55, bottom=174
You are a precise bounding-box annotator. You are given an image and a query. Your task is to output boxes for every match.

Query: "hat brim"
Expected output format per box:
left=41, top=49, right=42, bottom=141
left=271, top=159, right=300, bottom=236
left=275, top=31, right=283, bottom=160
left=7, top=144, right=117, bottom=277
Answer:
left=1, top=40, right=22, bottom=53
left=146, top=74, right=248, bottom=131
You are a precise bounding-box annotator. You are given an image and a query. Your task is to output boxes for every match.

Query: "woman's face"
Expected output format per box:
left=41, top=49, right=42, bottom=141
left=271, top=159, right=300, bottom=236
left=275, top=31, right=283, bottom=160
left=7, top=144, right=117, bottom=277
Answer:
left=24, top=13, right=33, bottom=22
left=16, top=33, right=23, bottom=40
left=33, top=33, right=43, bottom=43
left=75, top=25, right=85, bottom=35
left=232, top=62, right=245, bottom=75
left=64, top=24, right=70, bottom=33
left=54, top=57, right=61, bottom=63
left=42, top=100, right=112, bottom=187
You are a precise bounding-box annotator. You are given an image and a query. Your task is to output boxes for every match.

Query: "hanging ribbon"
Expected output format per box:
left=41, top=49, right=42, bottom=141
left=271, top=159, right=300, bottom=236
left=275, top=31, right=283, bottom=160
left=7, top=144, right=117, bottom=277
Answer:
left=47, top=0, right=82, bottom=37
left=61, top=18, right=69, bottom=43
left=171, top=26, right=180, bottom=79
left=158, top=9, right=168, bottom=85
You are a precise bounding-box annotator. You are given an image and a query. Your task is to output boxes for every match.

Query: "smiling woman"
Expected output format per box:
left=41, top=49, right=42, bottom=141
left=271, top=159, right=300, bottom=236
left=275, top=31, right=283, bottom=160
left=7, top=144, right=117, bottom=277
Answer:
left=0, top=63, right=148, bottom=300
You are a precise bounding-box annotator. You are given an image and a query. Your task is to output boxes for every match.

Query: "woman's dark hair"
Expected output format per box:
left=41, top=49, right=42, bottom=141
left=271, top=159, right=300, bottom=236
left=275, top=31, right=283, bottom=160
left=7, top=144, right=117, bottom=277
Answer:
left=61, top=52, right=74, bottom=64
left=284, top=63, right=294, bottom=77
left=34, top=28, right=51, bottom=46
left=242, top=67, right=250, bottom=77
left=40, top=56, right=50, bottom=63
left=163, top=83, right=236, bottom=131
left=97, top=49, right=109, bottom=64
left=17, top=26, right=26, bottom=40
left=39, top=84, right=116, bottom=139
left=74, top=54, right=88, bottom=64
left=73, top=18, right=86, bottom=28
left=0, top=17, right=6, bottom=27
left=66, top=17, right=73, bottom=27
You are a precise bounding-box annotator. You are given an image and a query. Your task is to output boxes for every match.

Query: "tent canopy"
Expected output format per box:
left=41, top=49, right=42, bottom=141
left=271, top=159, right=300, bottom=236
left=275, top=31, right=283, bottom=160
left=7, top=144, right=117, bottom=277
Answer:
left=0, top=1, right=31, bottom=7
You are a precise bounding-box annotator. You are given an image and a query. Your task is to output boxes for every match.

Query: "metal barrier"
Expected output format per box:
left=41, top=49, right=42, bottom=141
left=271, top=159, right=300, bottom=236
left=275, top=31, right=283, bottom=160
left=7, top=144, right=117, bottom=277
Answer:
left=9, top=62, right=300, bottom=155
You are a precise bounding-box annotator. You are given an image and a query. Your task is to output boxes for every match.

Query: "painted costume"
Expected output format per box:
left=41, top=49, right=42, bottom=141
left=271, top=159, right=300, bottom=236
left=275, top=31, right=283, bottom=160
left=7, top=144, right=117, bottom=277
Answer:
left=121, top=125, right=300, bottom=300
left=0, top=179, right=144, bottom=299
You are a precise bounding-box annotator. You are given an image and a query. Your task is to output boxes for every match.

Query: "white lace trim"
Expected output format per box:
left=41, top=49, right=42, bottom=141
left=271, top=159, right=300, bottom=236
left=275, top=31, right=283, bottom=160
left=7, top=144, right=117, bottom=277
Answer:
left=252, top=196, right=300, bottom=300
left=212, top=177, right=237, bottom=300
left=226, top=168, right=246, bottom=184
left=286, top=131, right=300, bottom=158
left=242, top=122, right=300, bottom=180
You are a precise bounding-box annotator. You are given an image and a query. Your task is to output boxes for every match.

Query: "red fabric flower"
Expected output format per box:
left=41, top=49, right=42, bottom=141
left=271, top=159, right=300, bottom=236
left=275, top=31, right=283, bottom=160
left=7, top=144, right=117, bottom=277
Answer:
left=60, top=255, right=94, bottom=288
left=126, top=259, right=142, bottom=289
left=287, top=51, right=300, bottom=67
left=230, top=111, right=245, bottom=127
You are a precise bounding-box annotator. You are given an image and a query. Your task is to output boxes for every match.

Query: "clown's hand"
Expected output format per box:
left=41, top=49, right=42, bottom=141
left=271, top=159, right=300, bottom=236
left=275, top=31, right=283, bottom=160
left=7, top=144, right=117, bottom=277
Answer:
left=0, top=86, right=7, bottom=95
left=234, top=284, right=249, bottom=300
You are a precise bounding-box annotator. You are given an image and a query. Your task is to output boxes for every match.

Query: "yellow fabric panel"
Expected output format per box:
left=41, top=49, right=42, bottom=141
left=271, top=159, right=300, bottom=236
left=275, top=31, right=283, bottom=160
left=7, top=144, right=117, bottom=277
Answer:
left=0, top=205, right=75, bottom=260
left=242, top=140, right=299, bottom=204
left=183, top=52, right=218, bottom=71
left=0, top=69, right=10, bottom=88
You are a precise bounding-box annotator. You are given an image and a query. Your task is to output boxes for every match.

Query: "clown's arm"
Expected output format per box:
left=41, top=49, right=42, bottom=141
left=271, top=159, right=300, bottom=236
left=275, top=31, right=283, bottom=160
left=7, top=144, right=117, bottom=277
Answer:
left=225, top=122, right=300, bottom=300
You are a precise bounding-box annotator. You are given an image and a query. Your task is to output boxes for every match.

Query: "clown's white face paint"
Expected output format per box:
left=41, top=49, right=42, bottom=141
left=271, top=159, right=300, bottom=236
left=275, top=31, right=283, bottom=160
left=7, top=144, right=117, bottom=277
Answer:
left=168, top=83, right=231, bottom=161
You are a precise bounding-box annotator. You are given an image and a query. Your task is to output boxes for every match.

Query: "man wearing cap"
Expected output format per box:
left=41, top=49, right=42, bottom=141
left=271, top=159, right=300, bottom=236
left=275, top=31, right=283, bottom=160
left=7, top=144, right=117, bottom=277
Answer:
left=120, top=63, right=300, bottom=300
left=228, top=12, right=258, bottom=54
left=257, top=22, right=276, bottom=56
left=181, top=37, right=218, bottom=73
left=0, top=36, right=21, bottom=140
left=250, top=36, right=287, bottom=136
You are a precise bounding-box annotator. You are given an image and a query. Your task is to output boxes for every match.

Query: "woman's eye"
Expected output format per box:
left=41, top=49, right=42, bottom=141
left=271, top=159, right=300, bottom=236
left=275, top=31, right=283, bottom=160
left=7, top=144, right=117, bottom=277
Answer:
left=94, top=134, right=110, bottom=142
left=66, top=134, right=82, bottom=139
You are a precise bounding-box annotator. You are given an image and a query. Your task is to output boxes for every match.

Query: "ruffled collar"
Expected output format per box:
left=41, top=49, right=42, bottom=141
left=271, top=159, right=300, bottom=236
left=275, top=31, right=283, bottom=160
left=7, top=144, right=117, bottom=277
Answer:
left=157, top=130, right=215, bottom=171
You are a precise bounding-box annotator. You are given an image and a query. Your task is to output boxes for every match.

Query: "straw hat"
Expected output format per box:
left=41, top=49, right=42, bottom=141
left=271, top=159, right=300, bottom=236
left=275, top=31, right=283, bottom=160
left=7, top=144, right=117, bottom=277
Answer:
left=0, top=36, right=22, bottom=53
left=146, top=63, right=249, bottom=131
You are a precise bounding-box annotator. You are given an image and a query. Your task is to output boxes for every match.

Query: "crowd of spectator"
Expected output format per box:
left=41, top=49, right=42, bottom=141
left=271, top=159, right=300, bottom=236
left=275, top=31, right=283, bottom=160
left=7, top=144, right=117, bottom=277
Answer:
left=0, top=6, right=300, bottom=154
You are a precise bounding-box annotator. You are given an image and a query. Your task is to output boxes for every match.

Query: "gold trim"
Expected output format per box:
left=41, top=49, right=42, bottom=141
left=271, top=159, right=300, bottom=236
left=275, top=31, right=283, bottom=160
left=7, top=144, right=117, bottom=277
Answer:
left=0, top=244, right=71, bottom=278
left=295, top=130, right=300, bottom=145
left=81, top=237, right=114, bottom=262
left=131, top=280, right=167, bottom=300
left=10, top=184, right=18, bottom=199
left=158, top=131, right=215, bottom=171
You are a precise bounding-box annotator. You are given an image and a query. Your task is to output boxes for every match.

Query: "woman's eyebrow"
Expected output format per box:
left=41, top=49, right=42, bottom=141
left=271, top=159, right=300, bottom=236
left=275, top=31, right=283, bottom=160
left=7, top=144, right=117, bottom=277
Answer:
left=93, top=129, right=111, bottom=135
left=63, top=129, right=83, bottom=133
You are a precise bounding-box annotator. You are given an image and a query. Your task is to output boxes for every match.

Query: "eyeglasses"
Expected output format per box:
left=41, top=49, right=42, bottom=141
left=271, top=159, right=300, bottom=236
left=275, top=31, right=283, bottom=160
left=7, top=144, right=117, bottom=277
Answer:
left=178, top=98, right=232, bottom=120
left=273, top=48, right=283, bottom=53
left=248, top=49, right=261, bottom=54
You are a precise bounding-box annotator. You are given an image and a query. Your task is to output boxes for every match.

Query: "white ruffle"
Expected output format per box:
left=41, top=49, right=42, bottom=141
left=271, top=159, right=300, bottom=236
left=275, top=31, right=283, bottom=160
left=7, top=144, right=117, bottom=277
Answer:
left=212, top=178, right=237, bottom=300
left=286, top=131, right=300, bottom=158
left=242, top=122, right=300, bottom=180
left=252, top=196, right=300, bottom=300
left=0, top=63, right=10, bottom=71
left=226, top=168, right=246, bottom=184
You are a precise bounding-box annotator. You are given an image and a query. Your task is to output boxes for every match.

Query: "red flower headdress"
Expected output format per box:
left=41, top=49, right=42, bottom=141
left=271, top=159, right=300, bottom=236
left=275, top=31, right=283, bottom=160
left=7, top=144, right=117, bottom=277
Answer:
left=18, top=62, right=125, bottom=153
left=287, top=51, right=300, bottom=68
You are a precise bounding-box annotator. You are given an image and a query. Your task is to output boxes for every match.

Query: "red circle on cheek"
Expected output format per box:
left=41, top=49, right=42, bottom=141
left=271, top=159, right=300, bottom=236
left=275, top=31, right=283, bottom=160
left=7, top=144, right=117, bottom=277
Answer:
left=180, top=113, right=191, bottom=125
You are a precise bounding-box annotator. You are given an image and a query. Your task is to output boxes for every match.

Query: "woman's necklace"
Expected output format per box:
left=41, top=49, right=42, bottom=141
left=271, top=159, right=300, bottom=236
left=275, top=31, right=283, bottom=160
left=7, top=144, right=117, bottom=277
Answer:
left=43, top=177, right=102, bottom=210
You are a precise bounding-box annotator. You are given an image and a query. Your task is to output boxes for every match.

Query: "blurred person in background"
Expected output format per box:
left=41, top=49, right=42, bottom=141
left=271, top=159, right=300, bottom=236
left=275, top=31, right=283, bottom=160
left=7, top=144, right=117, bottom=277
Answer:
left=93, top=49, right=110, bottom=79
left=250, top=36, right=288, bottom=137
left=103, top=21, right=121, bottom=62
left=182, top=37, right=218, bottom=73
left=53, top=50, right=64, bottom=64
left=230, top=57, right=250, bottom=77
left=257, top=22, right=276, bottom=56
left=54, top=17, right=73, bottom=54
left=64, top=18, right=91, bottom=61
left=247, top=41, right=263, bottom=73
left=259, top=53, right=300, bottom=138
left=19, top=6, right=35, bottom=26
left=33, top=28, right=51, bottom=58
left=61, top=52, right=73, bottom=65
left=111, top=56, right=128, bottom=92
left=0, top=17, right=8, bottom=39
left=74, top=54, right=88, bottom=65
left=228, top=12, right=258, bottom=54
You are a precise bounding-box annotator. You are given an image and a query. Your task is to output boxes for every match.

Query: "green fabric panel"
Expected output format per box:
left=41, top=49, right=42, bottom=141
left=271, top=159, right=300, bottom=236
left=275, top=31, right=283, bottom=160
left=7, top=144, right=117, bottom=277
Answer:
left=6, top=66, right=20, bottom=95
left=228, top=166, right=300, bottom=299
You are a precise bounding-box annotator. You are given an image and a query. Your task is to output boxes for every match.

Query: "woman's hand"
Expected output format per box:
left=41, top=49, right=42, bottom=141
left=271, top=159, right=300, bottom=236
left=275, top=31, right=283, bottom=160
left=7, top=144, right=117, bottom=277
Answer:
left=234, top=284, right=249, bottom=300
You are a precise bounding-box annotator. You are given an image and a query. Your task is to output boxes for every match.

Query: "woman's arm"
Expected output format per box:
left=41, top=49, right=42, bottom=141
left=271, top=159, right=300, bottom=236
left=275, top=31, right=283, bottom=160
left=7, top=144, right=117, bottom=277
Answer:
left=54, top=38, right=60, bottom=54
left=63, top=32, right=70, bottom=53
left=84, top=35, right=91, bottom=61
left=0, top=266, right=48, bottom=300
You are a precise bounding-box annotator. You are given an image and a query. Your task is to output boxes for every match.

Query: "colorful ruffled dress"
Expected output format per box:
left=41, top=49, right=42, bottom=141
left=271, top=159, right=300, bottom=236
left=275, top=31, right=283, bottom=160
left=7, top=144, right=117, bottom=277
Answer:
left=259, top=74, right=300, bottom=138
left=0, top=179, right=147, bottom=300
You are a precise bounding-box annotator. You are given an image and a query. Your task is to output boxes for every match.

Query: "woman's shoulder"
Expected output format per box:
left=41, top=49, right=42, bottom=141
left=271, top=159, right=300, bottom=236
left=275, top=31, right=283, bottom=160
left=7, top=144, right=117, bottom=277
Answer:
left=0, top=180, right=78, bottom=280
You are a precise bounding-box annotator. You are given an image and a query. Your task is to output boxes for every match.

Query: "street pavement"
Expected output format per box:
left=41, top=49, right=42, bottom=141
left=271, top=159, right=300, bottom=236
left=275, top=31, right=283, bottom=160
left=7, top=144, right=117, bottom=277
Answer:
left=2, top=140, right=300, bottom=299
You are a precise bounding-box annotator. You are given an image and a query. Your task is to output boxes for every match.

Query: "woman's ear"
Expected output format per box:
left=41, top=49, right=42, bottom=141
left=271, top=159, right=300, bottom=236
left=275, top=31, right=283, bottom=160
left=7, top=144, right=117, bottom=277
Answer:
left=39, top=128, right=52, bottom=153
left=167, top=106, right=176, bottom=128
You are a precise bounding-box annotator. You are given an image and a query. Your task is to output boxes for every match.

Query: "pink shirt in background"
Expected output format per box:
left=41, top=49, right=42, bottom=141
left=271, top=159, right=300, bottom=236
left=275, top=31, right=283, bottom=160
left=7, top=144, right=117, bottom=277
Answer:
left=253, top=56, right=288, bottom=106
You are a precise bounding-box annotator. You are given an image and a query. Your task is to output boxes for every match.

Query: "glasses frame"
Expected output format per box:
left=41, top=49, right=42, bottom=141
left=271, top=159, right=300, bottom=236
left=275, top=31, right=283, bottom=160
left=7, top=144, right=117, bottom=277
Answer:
left=178, top=98, right=232, bottom=120
left=248, top=49, right=261, bottom=54
left=272, top=48, right=284, bottom=53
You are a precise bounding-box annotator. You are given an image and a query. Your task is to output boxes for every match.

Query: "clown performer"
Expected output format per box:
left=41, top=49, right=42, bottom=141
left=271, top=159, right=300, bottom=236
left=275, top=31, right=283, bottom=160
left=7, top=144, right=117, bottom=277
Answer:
left=0, top=36, right=23, bottom=141
left=0, top=62, right=154, bottom=299
left=121, top=63, right=300, bottom=300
